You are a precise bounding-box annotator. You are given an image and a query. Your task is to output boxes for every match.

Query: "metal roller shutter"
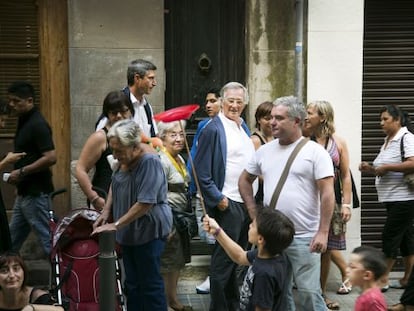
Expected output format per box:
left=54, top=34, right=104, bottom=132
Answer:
left=0, top=0, right=39, bottom=138
left=362, top=0, right=414, bottom=267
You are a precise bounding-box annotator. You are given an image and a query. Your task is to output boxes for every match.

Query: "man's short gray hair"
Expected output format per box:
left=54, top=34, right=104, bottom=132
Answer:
left=220, top=82, right=249, bottom=104
left=273, top=96, right=306, bottom=125
left=127, top=59, right=157, bottom=86
left=107, top=119, right=142, bottom=147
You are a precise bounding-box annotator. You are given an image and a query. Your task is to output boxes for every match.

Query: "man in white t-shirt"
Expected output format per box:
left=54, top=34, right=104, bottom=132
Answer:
left=96, top=59, right=158, bottom=137
left=239, top=96, right=335, bottom=311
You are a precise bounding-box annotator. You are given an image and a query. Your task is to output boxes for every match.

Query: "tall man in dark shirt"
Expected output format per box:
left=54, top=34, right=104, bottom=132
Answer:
left=7, top=81, right=57, bottom=255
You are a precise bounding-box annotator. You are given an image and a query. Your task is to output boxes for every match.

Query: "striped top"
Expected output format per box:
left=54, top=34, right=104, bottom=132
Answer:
left=373, top=127, right=414, bottom=202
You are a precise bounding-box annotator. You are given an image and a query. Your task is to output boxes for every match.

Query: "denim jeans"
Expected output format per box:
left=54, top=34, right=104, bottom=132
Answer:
left=122, top=239, right=167, bottom=311
left=284, top=236, right=326, bottom=311
left=9, top=194, right=51, bottom=255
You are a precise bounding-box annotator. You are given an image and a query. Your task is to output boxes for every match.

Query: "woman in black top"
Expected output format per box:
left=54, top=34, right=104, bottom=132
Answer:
left=0, top=251, right=63, bottom=311
left=75, top=91, right=133, bottom=210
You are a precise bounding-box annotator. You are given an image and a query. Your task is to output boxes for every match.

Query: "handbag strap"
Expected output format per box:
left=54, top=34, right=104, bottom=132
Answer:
left=269, top=138, right=309, bottom=209
left=400, top=133, right=408, bottom=162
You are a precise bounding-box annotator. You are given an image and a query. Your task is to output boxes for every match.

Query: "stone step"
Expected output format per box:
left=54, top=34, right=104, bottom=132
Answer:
left=25, top=259, right=51, bottom=288
left=190, top=237, right=214, bottom=256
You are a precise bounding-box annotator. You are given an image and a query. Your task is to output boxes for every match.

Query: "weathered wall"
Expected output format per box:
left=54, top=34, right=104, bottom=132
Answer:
left=68, top=0, right=164, bottom=205
left=246, top=0, right=297, bottom=127
left=307, top=0, right=364, bottom=255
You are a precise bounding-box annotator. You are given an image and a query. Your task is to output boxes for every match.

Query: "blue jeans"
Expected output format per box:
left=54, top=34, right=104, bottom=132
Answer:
left=9, top=194, right=51, bottom=255
left=284, top=236, right=326, bottom=311
left=122, top=239, right=167, bottom=311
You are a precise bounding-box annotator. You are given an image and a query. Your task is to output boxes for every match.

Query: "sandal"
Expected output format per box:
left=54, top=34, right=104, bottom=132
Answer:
left=337, top=280, right=352, bottom=295
left=322, top=294, right=340, bottom=310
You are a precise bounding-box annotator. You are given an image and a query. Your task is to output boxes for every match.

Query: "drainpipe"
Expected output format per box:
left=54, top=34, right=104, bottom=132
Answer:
left=295, top=0, right=304, bottom=102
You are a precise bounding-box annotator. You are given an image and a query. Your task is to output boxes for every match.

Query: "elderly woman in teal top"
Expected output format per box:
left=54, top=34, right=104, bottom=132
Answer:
left=158, top=120, right=194, bottom=311
left=92, top=119, right=172, bottom=311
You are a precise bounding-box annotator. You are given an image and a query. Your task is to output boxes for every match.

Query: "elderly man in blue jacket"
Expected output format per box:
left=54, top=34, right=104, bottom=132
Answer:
left=194, top=82, right=256, bottom=311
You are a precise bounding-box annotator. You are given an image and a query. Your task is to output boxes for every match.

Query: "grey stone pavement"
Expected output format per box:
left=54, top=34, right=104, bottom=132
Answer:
left=26, top=254, right=404, bottom=311
left=177, top=255, right=404, bottom=311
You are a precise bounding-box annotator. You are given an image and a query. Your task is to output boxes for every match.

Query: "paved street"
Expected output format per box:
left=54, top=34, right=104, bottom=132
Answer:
left=177, top=256, right=404, bottom=311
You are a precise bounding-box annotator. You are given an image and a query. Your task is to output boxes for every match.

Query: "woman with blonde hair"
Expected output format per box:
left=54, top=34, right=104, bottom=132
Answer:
left=305, top=100, right=353, bottom=310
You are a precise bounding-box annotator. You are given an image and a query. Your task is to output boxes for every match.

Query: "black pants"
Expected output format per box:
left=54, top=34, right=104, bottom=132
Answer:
left=209, top=199, right=250, bottom=311
left=382, top=201, right=414, bottom=258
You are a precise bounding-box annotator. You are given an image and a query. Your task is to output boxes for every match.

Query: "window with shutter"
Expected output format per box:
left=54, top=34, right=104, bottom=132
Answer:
left=0, top=0, right=39, bottom=138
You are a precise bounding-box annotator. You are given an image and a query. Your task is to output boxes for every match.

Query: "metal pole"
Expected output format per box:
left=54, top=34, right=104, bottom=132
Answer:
left=99, top=231, right=116, bottom=311
left=295, top=0, right=304, bottom=102
left=179, top=120, right=207, bottom=215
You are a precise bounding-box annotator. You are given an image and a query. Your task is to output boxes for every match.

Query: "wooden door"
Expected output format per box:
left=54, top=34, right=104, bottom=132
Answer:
left=164, top=0, right=246, bottom=135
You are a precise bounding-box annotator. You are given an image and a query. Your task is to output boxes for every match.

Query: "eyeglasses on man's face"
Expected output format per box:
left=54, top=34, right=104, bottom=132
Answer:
left=223, top=97, right=244, bottom=106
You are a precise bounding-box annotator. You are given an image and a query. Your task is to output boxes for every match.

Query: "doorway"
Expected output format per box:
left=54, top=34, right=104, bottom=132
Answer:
left=164, top=0, right=246, bottom=135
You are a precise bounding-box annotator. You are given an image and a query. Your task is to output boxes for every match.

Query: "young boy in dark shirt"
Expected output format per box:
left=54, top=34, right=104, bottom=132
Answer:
left=203, top=208, right=294, bottom=311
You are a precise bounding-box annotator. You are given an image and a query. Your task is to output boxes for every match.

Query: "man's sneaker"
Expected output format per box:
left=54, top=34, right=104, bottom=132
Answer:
left=196, top=276, right=210, bottom=294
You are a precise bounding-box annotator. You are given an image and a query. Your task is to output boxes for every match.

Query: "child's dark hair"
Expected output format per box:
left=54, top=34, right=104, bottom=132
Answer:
left=256, top=208, right=295, bottom=256
left=352, top=246, right=387, bottom=281
left=380, top=104, right=414, bottom=133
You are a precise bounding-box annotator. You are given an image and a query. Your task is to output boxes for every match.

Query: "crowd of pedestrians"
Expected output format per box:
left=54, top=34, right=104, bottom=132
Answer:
left=0, top=59, right=413, bottom=311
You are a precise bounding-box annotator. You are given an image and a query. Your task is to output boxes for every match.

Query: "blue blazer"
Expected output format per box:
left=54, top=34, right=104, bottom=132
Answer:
left=193, top=116, right=250, bottom=214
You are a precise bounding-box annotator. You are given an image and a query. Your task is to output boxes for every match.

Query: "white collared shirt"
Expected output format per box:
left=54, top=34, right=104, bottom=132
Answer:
left=219, top=113, right=257, bottom=202
left=130, top=93, right=154, bottom=137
